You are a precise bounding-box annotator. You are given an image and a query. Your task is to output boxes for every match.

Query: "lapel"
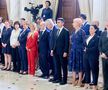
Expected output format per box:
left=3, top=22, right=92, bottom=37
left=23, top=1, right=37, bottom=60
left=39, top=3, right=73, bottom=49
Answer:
left=39, top=30, right=46, bottom=40
left=56, top=28, right=64, bottom=39
left=87, top=35, right=96, bottom=46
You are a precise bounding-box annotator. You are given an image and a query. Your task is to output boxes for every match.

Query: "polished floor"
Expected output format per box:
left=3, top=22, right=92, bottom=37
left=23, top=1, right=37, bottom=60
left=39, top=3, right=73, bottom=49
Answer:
left=0, top=61, right=103, bottom=90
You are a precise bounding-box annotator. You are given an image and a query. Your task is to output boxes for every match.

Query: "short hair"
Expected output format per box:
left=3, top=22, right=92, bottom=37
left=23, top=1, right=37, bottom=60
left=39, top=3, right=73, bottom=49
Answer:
left=46, top=0, right=51, bottom=6
left=80, top=14, right=87, bottom=20
left=45, top=19, right=54, bottom=26
left=90, top=25, right=98, bottom=30
left=14, top=21, right=20, bottom=27
left=21, top=18, right=25, bottom=21
left=57, top=18, right=65, bottom=23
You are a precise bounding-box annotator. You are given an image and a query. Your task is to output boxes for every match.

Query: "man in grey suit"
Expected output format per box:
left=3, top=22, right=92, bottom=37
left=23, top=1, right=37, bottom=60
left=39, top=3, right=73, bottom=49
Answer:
left=99, top=21, right=108, bottom=90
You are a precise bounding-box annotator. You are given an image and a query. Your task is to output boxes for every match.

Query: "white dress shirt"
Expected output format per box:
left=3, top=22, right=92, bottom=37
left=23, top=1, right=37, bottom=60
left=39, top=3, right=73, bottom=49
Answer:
left=10, top=28, right=21, bottom=46
left=86, top=35, right=94, bottom=45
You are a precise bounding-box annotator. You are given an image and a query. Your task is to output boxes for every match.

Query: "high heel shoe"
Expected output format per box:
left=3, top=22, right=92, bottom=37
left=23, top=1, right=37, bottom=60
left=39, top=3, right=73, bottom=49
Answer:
left=1, top=67, right=7, bottom=70
left=19, top=70, right=23, bottom=74
left=23, top=71, right=28, bottom=75
left=6, top=67, right=11, bottom=71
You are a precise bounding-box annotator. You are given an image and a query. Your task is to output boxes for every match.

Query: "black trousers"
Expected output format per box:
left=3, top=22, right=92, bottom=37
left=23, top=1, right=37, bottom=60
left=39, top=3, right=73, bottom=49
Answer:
left=53, top=52, right=68, bottom=82
left=11, top=47, right=20, bottom=72
left=39, top=54, right=49, bottom=76
left=84, top=54, right=99, bottom=85
left=102, top=59, right=108, bottom=90
left=48, top=53, right=54, bottom=75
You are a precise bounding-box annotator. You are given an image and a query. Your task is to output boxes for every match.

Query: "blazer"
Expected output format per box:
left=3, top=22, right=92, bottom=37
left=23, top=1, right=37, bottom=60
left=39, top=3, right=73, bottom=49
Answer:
left=99, top=31, right=108, bottom=56
left=81, top=22, right=90, bottom=35
left=53, top=27, right=69, bottom=55
left=85, top=34, right=99, bottom=57
left=1, top=27, right=12, bottom=45
left=38, top=29, right=50, bottom=55
left=50, top=26, right=58, bottom=51
left=26, top=31, right=38, bottom=51
left=18, top=28, right=30, bottom=47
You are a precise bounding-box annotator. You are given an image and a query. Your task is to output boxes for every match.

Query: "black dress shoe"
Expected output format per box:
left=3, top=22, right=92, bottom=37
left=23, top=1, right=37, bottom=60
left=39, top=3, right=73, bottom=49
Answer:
left=38, top=75, right=45, bottom=78
left=43, top=76, right=49, bottom=79
left=52, top=79, right=61, bottom=83
left=49, top=78, right=55, bottom=82
left=59, top=81, right=67, bottom=85
left=22, top=71, right=28, bottom=75
left=19, top=71, right=23, bottom=74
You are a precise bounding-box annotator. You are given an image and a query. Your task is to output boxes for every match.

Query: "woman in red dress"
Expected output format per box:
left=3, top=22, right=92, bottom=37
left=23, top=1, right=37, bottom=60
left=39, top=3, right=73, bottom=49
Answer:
left=26, top=23, right=39, bottom=76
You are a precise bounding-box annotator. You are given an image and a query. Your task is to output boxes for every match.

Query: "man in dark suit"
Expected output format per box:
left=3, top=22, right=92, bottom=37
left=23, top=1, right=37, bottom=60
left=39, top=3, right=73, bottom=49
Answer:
left=51, top=18, right=69, bottom=85
left=38, top=21, right=50, bottom=79
left=80, top=14, right=90, bottom=35
left=45, top=19, right=58, bottom=77
left=41, top=1, right=53, bottom=21
left=99, top=22, right=108, bottom=90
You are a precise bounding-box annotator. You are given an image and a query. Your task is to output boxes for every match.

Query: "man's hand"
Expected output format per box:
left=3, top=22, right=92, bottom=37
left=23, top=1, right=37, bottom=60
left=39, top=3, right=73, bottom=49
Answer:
left=100, top=53, right=108, bottom=59
left=50, top=50, right=53, bottom=56
left=63, top=52, right=68, bottom=58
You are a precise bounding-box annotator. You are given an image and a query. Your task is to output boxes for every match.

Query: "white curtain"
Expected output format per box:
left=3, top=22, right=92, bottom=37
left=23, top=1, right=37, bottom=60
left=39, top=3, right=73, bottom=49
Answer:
left=6, top=0, right=59, bottom=22
left=78, top=0, right=93, bottom=22
left=78, top=0, right=108, bottom=29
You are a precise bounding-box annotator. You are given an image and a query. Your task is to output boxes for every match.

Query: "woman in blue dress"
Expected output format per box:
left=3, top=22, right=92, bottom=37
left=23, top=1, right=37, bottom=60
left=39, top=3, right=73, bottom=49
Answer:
left=70, top=18, right=86, bottom=86
left=1, top=20, right=12, bottom=70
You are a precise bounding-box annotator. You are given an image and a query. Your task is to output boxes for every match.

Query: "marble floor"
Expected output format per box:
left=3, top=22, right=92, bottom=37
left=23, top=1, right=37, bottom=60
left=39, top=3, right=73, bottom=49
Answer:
left=0, top=60, right=103, bottom=90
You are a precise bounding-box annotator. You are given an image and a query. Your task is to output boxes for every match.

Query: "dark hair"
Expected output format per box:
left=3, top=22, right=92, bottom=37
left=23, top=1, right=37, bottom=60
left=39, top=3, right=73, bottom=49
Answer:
left=91, top=25, right=98, bottom=30
left=14, top=21, right=20, bottom=28
left=57, top=18, right=65, bottom=23
left=80, top=14, right=87, bottom=20
left=21, top=18, right=25, bottom=21
left=46, top=1, right=51, bottom=6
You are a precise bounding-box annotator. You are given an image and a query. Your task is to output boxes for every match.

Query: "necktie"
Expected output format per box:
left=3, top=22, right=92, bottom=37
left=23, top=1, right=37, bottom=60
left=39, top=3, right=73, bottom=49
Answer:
left=57, top=29, right=60, bottom=37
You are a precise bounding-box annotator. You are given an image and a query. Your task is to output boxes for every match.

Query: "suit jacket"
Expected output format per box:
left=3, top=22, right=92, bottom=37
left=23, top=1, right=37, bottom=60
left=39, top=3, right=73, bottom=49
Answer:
left=18, top=28, right=30, bottom=47
left=53, top=27, right=69, bottom=55
left=41, top=8, right=53, bottom=21
left=81, top=22, right=90, bottom=35
left=38, top=29, right=50, bottom=55
left=50, top=26, right=58, bottom=51
left=85, top=34, right=99, bottom=57
left=1, top=27, right=12, bottom=45
left=99, top=31, right=108, bottom=56
left=26, top=31, right=38, bottom=51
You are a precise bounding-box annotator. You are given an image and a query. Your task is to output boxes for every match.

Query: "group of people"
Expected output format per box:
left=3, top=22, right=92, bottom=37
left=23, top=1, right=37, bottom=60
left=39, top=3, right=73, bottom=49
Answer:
left=0, top=1, right=108, bottom=90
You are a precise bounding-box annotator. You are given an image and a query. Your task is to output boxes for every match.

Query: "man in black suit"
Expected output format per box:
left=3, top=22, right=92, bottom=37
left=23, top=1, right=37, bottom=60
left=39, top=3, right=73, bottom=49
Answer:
left=51, top=18, right=69, bottom=85
left=99, top=21, right=108, bottom=90
left=38, top=21, right=50, bottom=79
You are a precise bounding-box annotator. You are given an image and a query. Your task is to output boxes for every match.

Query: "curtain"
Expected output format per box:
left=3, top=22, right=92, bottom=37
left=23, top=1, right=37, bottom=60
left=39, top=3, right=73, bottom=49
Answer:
left=78, top=0, right=108, bottom=29
left=78, top=0, right=93, bottom=23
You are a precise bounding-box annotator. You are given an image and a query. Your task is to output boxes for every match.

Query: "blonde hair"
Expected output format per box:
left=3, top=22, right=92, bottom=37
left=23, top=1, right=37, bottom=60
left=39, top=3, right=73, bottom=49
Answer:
left=29, top=23, right=38, bottom=38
